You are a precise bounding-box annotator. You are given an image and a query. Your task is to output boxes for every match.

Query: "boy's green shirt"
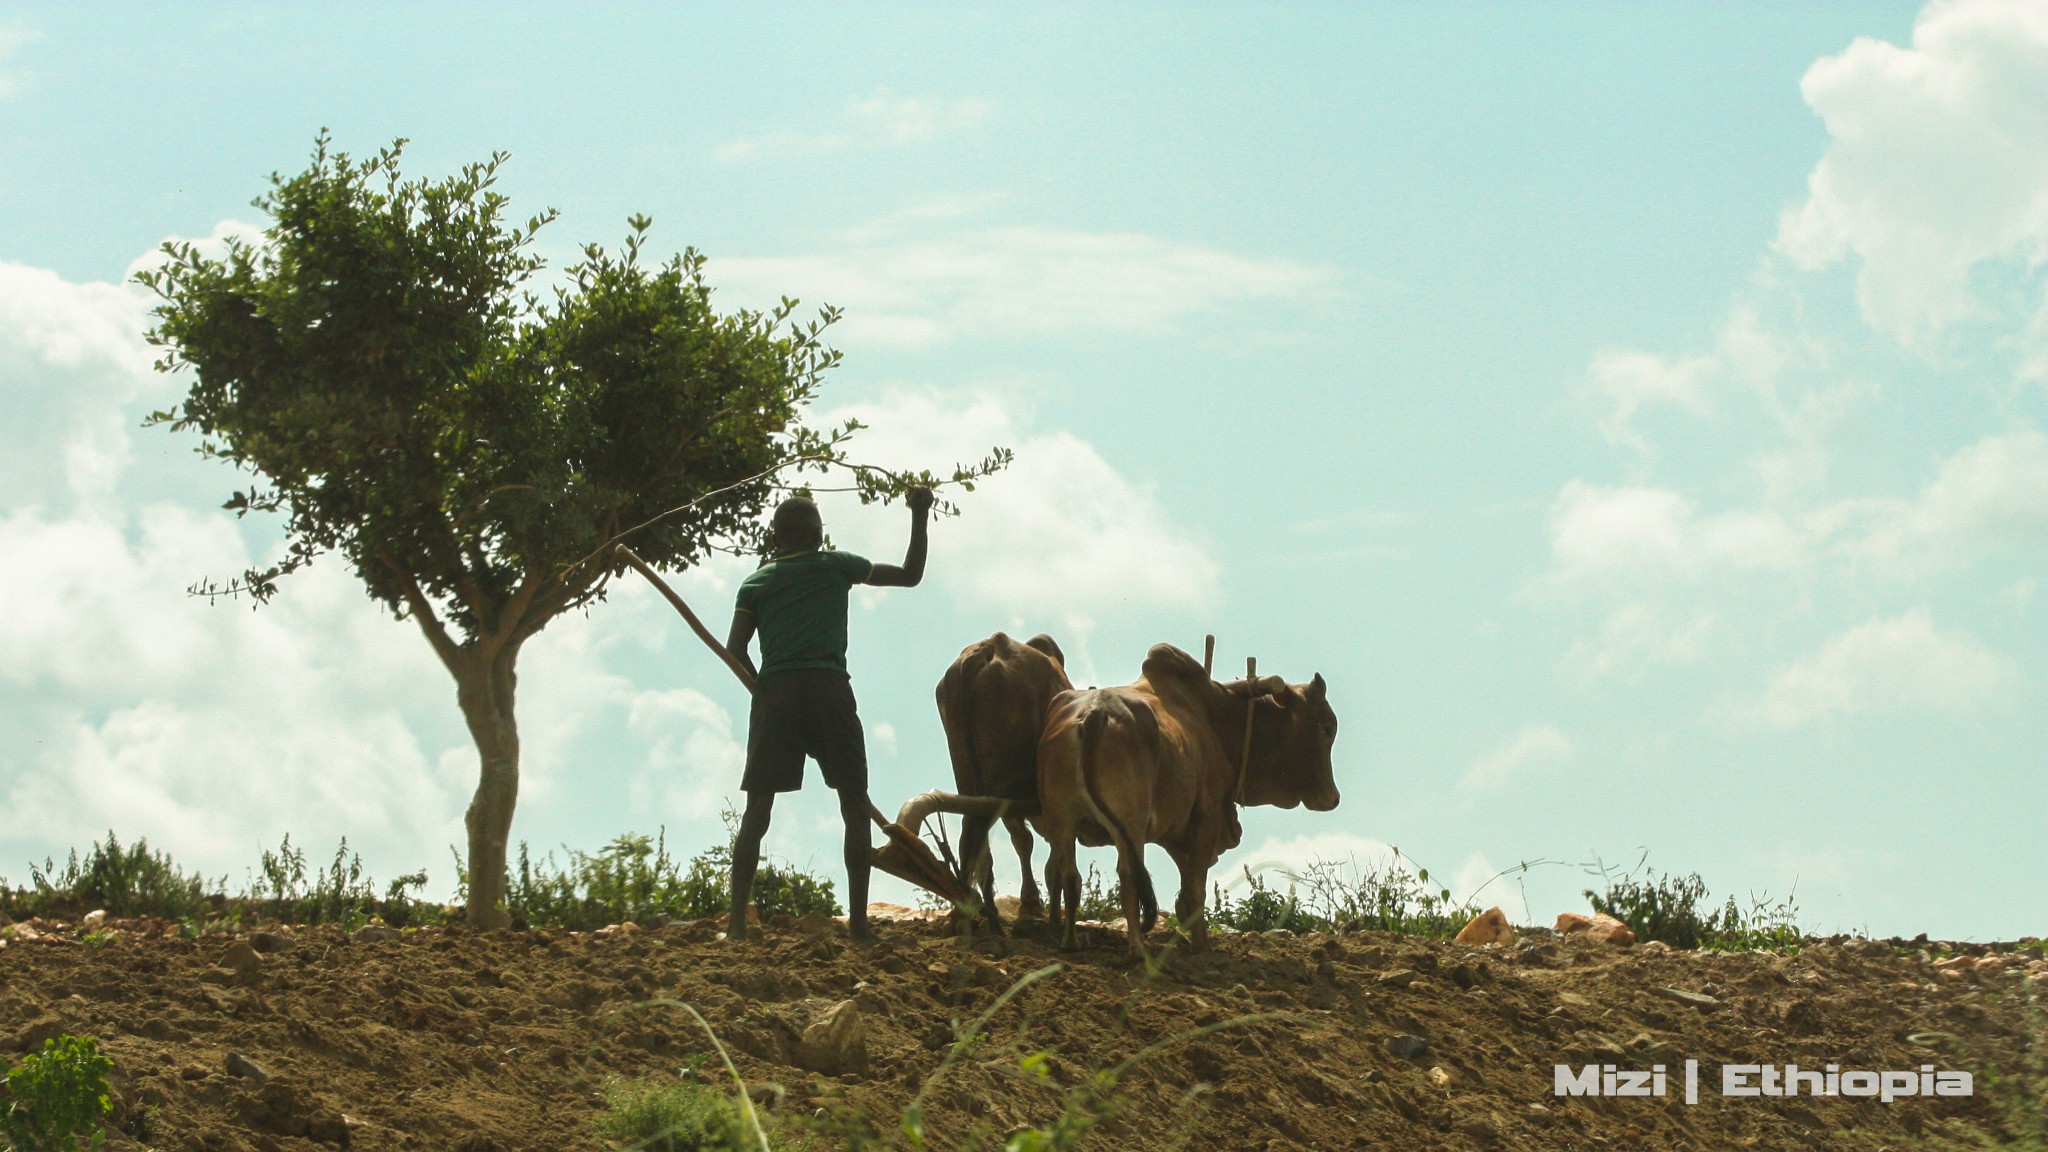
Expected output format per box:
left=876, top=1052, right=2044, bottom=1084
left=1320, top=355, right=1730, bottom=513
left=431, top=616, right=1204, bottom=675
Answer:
left=734, top=549, right=873, bottom=677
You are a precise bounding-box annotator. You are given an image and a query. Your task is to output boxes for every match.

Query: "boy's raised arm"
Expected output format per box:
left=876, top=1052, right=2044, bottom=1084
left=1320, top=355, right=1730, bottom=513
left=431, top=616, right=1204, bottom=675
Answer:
left=867, top=486, right=933, bottom=588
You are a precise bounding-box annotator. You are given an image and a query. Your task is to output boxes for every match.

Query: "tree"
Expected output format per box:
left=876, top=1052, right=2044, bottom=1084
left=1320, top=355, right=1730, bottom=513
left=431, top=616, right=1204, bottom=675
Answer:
left=137, top=135, right=1005, bottom=926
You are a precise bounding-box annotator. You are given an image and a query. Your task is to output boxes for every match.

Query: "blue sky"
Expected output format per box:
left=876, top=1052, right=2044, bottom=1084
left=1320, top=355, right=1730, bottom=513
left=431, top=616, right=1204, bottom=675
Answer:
left=1, top=2, right=2041, bottom=939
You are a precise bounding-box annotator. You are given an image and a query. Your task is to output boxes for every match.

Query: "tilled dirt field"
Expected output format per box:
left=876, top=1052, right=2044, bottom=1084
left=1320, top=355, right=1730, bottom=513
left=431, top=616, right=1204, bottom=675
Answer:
left=1, top=912, right=2041, bottom=1151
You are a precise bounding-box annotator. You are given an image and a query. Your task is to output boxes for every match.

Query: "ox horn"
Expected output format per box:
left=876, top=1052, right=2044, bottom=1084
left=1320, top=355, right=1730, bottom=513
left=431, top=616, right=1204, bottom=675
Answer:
left=1309, top=672, right=1326, bottom=700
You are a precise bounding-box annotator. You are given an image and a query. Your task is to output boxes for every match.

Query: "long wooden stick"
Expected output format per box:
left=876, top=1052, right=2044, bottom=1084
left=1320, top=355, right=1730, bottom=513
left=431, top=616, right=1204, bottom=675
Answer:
left=615, top=544, right=757, bottom=691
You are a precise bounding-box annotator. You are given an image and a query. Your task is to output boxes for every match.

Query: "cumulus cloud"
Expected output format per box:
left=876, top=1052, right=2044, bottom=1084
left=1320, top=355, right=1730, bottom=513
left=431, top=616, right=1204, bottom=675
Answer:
left=0, top=24, right=38, bottom=99
left=0, top=508, right=472, bottom=877
left=1217, top=831, right=1399, bottom=892
left=1547, top=481, right=1808, bottom=590
left=1774, top=0, right=2048, bottom=351
left=0, top=261, right=159, bottom=514
left=626, top=688, right=747, bottom=823
left=711, top=199, right=1337, bottom=348
left=1844, top=429, right=2048, bottom=573
left=1459, top=725, right=1572, bottom=793
left=1739, top=609, right=2015, bottom=727
left=809, top=390, right=1218, bottom=680
left=716, top=93, right=993, bottom=163
left=1563, top=603, right=1716, bottom=681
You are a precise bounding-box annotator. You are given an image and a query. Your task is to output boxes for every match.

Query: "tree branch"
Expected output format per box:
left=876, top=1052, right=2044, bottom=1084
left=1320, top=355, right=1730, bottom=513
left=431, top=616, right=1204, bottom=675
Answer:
left=382, top=553, right=468, bottom=675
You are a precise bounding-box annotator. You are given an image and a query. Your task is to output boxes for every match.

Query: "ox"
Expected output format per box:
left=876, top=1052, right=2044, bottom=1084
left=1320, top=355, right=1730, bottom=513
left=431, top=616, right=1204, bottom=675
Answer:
left=1035, top=643, right=1339, bottom=957
left=898, top=632, right=1071, bottom=931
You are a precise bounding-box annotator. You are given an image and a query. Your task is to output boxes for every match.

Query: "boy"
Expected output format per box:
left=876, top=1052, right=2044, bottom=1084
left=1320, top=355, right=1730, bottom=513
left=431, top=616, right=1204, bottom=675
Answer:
left=722, top=486, right=932, bottom=941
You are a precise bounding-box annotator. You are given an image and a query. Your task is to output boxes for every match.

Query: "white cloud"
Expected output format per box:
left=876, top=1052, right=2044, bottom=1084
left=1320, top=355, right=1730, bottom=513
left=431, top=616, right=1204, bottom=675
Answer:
left=1774, top=0, right=2048, bottom=351
left=1585, top=347, right=1714, bottom=457
left=1217, top=831, right=1399, bottom=892
left=1547, top=481, right=1808, bottom=590
left=1552, top=429, right=2048, bottom=596
left=1846, top=429, right=2048, bottom=573
left=811, top=390, right=1218, bottom=682
left=711, top=200, right=1337, bottom=348
left=716, top=93, right=993, bottom=163
left=1582, top=305, right=1813, bottom=463
left=626, top=688, right=747, bottom=823
left=0, top=261, right=159, bottom=514
left=0, top=24, right=39, bottom=99
left=1563, top=603, right=1715, bottom=681
left=1740, top=609, right=2015, bottom=727
left=0, top=507, right=471, bottom=878
left=1459, top=725, right=1572, bottom=793
left=1449, top=852, right=1533, bottom=923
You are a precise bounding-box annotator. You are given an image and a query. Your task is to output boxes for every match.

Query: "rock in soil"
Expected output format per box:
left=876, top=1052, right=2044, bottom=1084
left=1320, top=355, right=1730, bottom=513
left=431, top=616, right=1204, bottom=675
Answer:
left=1555, top=911, right=1637, bottom=945
left=1454, top=906, right=1517, bottom=947
left=793, top=998, right=868, bottom=1075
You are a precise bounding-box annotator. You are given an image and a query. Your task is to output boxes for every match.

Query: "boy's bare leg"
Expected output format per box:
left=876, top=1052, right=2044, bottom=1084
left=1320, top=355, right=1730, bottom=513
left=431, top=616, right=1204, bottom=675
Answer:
left=839, top=790, right=873, bottom=939
left=727, top=790, right=775, bottom=942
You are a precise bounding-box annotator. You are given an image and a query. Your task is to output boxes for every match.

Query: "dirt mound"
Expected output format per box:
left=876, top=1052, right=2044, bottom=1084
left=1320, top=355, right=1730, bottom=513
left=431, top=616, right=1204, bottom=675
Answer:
left=1, top=913, right=2040, bottom=1150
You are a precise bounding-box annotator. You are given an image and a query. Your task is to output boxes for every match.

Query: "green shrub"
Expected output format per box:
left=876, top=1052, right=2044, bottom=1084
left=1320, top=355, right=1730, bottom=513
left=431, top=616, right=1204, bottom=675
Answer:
left=4, top=823, right=837, bottom=933
left=2, top=1034, right=114, bottom=1152
left=1585, top=859, right=1802, bottom=951
left=249, top=834, right=440, bottom=929
left=598, top=1075, right=787, bottom=1152
left=1072, top=863, right=1125, bottom=924
left=1207, top=852, right=1477, bottom=938
left=509, top=820, right=839, bottom=932
left=21, top=832, right=214, bottom=922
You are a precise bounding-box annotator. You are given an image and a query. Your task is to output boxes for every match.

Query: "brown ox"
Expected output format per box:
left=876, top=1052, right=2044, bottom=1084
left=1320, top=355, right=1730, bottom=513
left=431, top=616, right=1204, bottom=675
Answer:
left=1035, top=643, right=1339, bottom=957
left=929, top=632, right=1071, bottom=925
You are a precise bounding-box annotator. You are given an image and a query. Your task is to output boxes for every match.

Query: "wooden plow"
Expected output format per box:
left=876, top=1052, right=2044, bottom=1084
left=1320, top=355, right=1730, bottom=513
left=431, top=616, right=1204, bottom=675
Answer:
left=615, top=545, right=977, bottom=907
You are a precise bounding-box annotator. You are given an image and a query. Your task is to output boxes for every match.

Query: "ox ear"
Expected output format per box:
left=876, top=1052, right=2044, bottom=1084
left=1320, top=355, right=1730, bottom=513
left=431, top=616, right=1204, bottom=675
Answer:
left=1308, top=673, right=1326, bottom=701
left=1251, top=674, right=1289, bottom=697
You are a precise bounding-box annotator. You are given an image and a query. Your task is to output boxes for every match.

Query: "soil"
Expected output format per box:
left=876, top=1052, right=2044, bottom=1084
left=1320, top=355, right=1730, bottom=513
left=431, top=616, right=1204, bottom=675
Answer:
left=1, top=911, right=2041, bottom=1151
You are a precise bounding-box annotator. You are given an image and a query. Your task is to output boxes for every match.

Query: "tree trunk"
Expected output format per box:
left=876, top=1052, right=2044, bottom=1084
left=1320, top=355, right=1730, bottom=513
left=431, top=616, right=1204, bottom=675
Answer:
left=454, top=648, right=521, bottom=928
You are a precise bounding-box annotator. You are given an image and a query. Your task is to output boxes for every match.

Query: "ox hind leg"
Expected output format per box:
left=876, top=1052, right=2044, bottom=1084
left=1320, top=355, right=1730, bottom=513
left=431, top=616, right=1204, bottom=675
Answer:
left=1044, top=837, right=1082, bottom=951
left=1173, top=853, right=1212, bottom=951
left=953, top=812, right=1006, bottom=937
left=1006, top=816, right=1044, bottom=919
left=1113, top=840, right=1154, bottom=962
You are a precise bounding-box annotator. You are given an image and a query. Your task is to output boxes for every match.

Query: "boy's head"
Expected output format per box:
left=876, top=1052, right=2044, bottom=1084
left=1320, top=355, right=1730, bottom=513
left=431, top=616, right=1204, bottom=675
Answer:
left=770, top=496, right=823, bottom=552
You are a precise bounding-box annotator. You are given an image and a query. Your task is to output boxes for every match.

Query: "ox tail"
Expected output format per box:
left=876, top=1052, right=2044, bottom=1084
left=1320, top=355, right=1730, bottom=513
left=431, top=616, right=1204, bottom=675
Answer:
left=1077, top=706, right=1159, bottom=933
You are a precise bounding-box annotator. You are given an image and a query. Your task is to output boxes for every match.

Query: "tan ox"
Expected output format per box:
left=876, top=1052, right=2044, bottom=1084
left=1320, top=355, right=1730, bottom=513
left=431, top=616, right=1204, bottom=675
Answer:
left=930, top=632, right=1071, bottom=927
left=1036, top=643, right=1339, bottom=957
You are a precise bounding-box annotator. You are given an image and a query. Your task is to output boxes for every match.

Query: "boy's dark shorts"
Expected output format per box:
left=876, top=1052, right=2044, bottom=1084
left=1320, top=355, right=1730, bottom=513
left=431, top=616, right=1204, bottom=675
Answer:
left=742, top=668, right=868, bottom=795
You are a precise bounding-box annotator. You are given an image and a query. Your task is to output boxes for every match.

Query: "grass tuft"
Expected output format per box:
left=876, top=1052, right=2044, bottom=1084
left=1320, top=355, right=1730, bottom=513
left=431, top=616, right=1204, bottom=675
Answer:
left=1584, top=855, right=1802, bottom=951
left=598, top=1074, right=781, bottom=1152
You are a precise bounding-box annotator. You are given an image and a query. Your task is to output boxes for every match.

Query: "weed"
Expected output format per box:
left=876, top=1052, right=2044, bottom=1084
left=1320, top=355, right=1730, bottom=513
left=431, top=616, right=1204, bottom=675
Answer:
left=18, top=833, right=214, bottom=922
left=1, top=1034, right=114, bottom=1152
left=1584, top=854, right=1802, bottom=951
left=6, top=822, right=836, bottom=934
left=599, top=1074, right=781, bottom=1152
left=509, top=817, right=838, bottom=931
left=1071, top=864, right=1124, bottom=924
left=1206, top=849, right=1492, bottom=938
left=249, top=835, right=442, bottom=929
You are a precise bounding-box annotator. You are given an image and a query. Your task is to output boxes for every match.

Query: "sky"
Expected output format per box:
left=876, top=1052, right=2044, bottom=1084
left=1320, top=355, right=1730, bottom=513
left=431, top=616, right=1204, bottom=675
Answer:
left=0, top=1, right=2042, bottom=940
